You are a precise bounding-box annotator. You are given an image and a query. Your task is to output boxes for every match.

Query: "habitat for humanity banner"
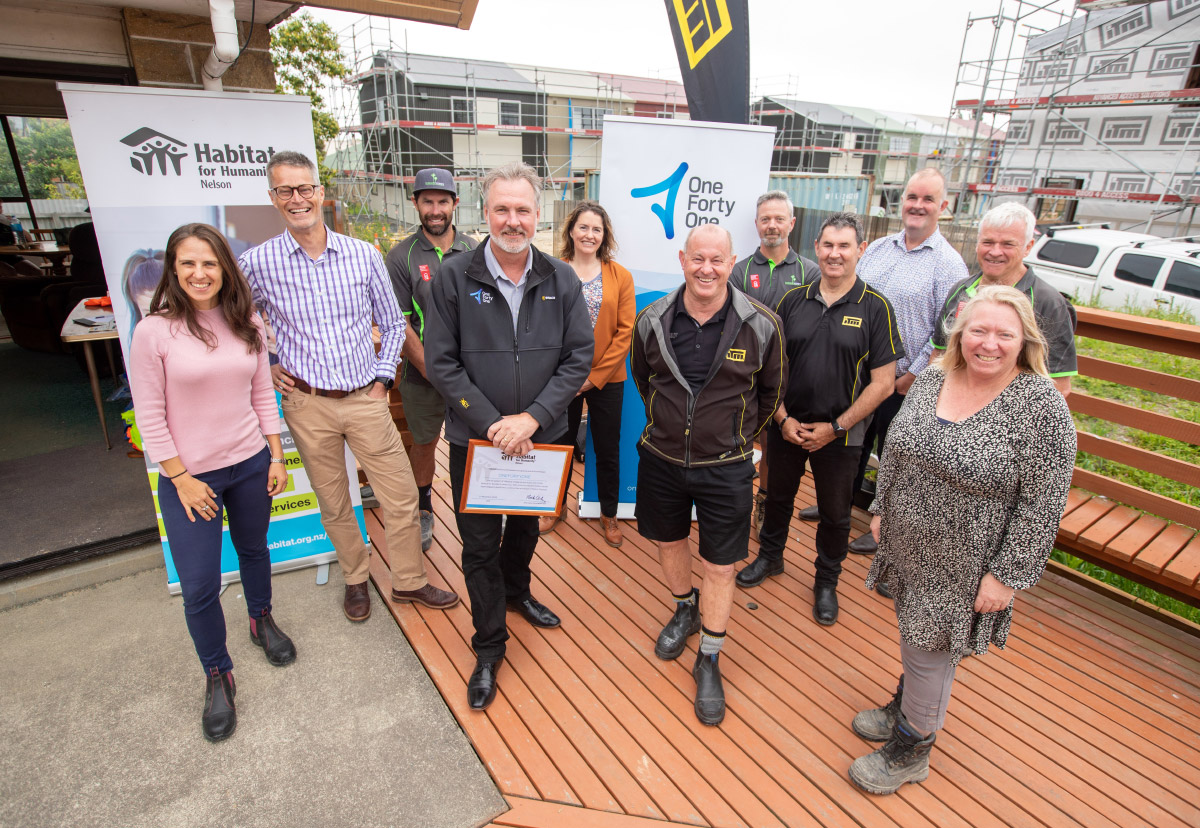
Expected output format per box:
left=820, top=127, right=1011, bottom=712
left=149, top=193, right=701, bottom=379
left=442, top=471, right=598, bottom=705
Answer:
left=60, top=84, right=356, bottom=593
left=577, top=115, right=773, bottom=517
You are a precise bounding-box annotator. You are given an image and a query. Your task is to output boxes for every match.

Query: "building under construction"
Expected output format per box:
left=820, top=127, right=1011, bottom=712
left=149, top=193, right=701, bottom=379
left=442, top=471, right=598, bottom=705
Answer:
left=949, top=0, right=1200, bottom=234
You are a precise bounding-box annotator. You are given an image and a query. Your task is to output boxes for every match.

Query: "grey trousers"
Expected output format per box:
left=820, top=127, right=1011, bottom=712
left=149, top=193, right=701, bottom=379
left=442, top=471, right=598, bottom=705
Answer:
left=899, top=641, right=957, bottom=733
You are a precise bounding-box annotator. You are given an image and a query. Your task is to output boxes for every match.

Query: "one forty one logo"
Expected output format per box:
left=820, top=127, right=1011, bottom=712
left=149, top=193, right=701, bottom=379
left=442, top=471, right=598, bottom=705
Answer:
left=631, top=161, right=737, bottom=240
left=121, top=127, right=188, bottom=176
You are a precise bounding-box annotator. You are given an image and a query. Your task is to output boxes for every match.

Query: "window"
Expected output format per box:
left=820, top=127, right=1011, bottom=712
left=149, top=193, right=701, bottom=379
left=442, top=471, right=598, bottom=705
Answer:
left=451, top=97, right=475, bottom=124
left=499, top=101, right=521, bottom=127
left=577, top=107, right=610, bottom=131
left=1114, top=253, right=1164, bottom=287
left=888, top=136, right=910, bottom=153
left=1165, top=260, right=1200, bottom=299
left=1037, top=240, right=1099, bottom=268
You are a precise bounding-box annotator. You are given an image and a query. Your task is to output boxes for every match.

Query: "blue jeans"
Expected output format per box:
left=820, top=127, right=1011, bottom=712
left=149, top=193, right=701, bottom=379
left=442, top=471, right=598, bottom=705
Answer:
left=158, top=445, right=273, bottom=674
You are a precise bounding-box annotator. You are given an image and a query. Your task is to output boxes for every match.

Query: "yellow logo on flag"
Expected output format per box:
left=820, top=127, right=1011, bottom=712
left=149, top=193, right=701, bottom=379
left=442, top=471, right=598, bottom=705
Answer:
left=671, top=0, right=733, bottom=69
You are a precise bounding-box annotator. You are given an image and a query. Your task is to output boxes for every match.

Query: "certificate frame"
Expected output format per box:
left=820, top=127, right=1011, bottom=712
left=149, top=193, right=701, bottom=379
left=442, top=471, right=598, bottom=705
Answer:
left=459, top=439, right=573, bottom=516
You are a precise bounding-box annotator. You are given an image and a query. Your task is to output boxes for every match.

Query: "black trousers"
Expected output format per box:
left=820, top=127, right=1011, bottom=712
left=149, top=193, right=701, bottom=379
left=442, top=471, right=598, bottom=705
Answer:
left=449, top=439, right=559, bottom=660
left=559, top=381, right=624, bottom=516
left=853, top=390, right=906, bottom=497
left=756, top=421, right=859, bottom=587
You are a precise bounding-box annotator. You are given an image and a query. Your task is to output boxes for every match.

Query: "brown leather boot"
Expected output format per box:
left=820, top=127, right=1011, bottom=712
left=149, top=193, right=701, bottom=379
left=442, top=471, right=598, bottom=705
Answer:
left=600, top=515, right=623, bottom=547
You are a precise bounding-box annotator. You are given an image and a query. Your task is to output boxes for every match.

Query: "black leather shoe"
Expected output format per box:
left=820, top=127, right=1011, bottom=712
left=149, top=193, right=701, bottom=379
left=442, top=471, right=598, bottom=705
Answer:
left=813, top=583, right=839, bottom=626
left=507, top=597, right=561, bottom=628
left=692, top=651, right=726, bottom=726
left=798, top=505, right=819, bottom=521
left=655, top=592, right=701, bottom=660
left=467, top=658, right=501, bottom=710
left=250, top=611, right=296, bottom=666
left=736, top=556, right=783, bottom=588
left=848, top=533, right=878, bottom=555
left=876, top=580, right=894, bottom=600
left=202, top=669, right=236, bottom=742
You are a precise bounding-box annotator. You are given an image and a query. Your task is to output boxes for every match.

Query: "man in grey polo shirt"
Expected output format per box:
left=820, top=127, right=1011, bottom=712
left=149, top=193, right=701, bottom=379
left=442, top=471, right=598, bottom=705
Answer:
left=385, top=169, right=477, bottom=551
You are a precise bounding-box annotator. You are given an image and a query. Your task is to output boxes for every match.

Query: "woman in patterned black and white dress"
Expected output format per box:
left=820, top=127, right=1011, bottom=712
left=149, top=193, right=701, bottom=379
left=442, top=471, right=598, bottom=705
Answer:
left=847, top=285, right=1076, bottom=795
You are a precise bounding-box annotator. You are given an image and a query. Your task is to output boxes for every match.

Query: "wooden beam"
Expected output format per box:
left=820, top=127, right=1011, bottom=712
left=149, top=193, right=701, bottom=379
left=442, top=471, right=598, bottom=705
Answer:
left=1076, top=432, right=1200, bottom=487
left=1072, top=468, right=1200, bottom=530
left=1077, top=355, right=1200, bottom=403
left=1069, top=392, right=1200, bottom=446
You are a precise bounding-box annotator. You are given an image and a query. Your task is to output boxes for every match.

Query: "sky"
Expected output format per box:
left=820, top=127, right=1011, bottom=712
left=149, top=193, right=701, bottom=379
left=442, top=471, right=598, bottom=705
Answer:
left=304, top=0, right=1027, bottom=117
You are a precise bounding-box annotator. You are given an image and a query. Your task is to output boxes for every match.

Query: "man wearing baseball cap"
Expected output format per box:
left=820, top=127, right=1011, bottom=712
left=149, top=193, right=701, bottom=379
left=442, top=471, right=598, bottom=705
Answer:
left=385, top=169, right=478, bottom=550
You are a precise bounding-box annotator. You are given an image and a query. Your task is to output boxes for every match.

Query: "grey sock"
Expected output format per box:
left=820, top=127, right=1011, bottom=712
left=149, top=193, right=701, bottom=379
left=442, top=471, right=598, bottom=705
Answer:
left=699, top=626, right=725, bottom=656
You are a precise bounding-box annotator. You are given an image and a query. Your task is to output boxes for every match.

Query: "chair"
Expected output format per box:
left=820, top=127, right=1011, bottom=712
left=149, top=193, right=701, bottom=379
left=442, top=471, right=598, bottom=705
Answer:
left=30, top=229, right=57, bottom=242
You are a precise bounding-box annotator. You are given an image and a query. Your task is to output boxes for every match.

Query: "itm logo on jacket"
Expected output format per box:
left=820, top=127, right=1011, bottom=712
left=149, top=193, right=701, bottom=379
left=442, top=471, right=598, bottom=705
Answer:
left=120, top=128, right=189, bottom=176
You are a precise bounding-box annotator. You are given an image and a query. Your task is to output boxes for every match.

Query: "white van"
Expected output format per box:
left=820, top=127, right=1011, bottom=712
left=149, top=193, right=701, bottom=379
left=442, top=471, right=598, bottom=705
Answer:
left=1025, top=226, right=1200, bottom=317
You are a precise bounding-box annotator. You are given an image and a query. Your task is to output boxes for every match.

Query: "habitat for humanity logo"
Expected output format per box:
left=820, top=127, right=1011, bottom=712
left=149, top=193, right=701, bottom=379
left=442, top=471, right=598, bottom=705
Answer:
left=631, top=161, right=737, bottom=240
left=121, top=127, right=188, bottom=176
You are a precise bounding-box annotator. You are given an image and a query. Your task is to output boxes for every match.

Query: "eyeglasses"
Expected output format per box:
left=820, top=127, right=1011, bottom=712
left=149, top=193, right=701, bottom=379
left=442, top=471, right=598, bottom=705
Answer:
left=269, top=184, right=318, bottom=199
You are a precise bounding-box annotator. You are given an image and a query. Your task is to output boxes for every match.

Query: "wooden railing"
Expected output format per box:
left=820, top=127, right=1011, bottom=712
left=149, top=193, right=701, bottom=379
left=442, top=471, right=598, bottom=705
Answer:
left=1058, top=306, right=1200, bottom=607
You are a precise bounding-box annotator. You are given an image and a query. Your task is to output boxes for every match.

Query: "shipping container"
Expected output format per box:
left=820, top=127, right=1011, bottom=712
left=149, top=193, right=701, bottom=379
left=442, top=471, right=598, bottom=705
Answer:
left=766, top=173, right=874, bottom=215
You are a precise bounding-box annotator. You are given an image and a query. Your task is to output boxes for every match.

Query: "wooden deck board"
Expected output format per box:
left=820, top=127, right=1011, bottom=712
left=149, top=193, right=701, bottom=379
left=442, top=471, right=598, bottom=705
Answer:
left=364, top=451, right=1200, bottom=827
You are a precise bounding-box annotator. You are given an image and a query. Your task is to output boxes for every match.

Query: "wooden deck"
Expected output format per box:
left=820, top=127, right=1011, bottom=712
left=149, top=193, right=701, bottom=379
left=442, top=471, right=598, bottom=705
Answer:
left=367, top=448, right=1200, bottom=828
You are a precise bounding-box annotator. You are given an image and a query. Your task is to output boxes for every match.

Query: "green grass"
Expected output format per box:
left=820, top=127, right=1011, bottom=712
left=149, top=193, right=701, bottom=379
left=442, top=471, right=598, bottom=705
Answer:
left=1051, top=549, right=1200, bottom=625
left=1064, top=298, right=1200, bottom=619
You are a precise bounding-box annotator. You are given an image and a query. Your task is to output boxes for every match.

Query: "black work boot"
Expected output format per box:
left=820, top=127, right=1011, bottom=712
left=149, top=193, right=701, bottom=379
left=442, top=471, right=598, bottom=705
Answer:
left=736, top=555, right=783, bottom=588
left=250, top=610, right=297, bottom=666
left=852, top=678, right=903, bottom=741
left=692, top=650, right=725, bottom=726
left=654, top=589, right=701, bottom=660
left=848, top=711, right=936, bottom=794
left=202, top=668, right=237, bottom=743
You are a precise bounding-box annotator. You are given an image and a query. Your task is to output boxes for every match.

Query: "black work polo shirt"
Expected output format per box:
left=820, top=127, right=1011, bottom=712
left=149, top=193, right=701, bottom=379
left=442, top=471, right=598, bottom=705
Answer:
left=930, top=266, right=1078, bottom=378
left=775, top=276, right=904, bottom=447
left=384, top=226, right=477, bottom=384
left=668, top=287, right=732, bottom=394
left=732, top=248, right=819, bottom=313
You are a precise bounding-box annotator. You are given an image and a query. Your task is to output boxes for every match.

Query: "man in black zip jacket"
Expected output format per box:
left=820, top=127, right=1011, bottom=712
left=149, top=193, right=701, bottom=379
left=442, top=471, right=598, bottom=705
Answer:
left=425, top=161, right=593, bottom=711
left=631, top=223, right=787, bottom=726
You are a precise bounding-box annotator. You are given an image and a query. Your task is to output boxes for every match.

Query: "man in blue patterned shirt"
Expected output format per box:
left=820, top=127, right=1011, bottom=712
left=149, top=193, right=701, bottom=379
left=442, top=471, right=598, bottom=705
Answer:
left=815, top=169, right=968, bottom=560
left=240, top=151, right=460, bottom=624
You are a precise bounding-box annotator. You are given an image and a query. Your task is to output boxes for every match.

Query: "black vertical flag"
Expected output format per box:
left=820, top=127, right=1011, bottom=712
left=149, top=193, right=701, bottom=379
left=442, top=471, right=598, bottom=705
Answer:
left=663, top=0, right=750, bottom=124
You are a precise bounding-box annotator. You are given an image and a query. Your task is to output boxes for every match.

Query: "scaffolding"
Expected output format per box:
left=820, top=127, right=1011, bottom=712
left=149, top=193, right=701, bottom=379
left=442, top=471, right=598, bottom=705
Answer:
left=946, top=0, right=1200, bottom=234
left=325, top=15, right=688, bottom=242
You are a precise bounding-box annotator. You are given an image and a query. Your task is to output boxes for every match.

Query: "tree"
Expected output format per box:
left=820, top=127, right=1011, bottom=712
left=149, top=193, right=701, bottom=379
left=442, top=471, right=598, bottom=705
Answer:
left=270, top=12, right=349, bottom=183
left=0, top=118, right=86, bottom=200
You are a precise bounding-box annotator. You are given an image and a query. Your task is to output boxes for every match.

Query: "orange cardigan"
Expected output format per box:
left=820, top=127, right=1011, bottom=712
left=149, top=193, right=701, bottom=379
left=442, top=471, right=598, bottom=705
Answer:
left=579, top=259, right=635, bottom=389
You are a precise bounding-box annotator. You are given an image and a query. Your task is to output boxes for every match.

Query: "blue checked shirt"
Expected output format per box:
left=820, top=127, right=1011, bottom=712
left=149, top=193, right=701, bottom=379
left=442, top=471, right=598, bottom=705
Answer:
left=239, top=228, right=406, bottom=391
left=856, top=228, right=968, bottom=378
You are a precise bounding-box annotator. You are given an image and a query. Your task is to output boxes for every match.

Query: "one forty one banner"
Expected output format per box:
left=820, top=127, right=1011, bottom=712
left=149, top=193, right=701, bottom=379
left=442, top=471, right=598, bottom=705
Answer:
left=577, top=115, right=773, bottom=518
left=60, top=84, right=358, bottom=593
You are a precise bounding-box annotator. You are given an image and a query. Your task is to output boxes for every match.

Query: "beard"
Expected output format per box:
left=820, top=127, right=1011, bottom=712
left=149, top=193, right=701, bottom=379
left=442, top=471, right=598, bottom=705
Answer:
left=493, top=231, right=531, bottom=255
left=420, top=214, right=449, bottom=236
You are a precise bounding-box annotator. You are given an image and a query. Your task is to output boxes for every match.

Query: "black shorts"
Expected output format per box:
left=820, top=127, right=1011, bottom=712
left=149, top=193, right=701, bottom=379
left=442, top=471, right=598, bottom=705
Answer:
left=634, top=448, right=753, bottom=566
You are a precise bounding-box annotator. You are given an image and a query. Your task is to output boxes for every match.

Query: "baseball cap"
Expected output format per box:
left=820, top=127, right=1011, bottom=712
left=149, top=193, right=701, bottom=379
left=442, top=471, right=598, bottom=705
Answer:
left=413, top=168, right=456, bottom=196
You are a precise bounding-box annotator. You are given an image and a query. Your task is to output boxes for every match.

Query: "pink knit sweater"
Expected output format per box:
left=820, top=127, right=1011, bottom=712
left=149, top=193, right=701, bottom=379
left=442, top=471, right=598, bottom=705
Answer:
left=129, top=308, right=280, bottom=474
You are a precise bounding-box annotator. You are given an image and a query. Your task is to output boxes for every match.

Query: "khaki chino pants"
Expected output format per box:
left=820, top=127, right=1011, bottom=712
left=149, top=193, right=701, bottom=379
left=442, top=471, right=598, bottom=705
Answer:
left=281, top=386, right=426, bottom=591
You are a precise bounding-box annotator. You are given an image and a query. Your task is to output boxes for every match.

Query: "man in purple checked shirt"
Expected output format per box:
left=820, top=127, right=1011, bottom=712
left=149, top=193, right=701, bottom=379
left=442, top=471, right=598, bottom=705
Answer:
left=239, top=150, right=459, bottom=623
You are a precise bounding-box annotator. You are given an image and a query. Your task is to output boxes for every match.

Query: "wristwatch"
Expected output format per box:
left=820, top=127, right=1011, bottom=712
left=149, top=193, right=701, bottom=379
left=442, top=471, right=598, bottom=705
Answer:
left=832, top=419, right=847, bottom=438
left=374, top=376, right=395, bottom=391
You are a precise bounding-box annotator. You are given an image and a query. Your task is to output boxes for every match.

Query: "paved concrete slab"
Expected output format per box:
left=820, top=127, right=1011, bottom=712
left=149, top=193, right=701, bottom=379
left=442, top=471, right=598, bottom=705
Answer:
left=0, top=563, right=506, bottom=828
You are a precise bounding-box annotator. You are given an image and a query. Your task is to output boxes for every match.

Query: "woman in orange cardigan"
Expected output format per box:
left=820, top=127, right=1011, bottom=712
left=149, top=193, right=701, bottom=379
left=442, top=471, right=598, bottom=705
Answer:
left=540, top=201, right=635, bottom=547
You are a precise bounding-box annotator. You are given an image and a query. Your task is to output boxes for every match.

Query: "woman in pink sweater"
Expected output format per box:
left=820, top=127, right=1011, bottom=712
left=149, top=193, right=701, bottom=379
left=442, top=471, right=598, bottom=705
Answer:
left=129, top=223, right=292, bottom=743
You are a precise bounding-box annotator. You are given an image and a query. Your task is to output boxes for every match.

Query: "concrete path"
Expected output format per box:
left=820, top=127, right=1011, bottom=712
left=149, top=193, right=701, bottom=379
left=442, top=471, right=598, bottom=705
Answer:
left=0, top=549, right=506, bottom=828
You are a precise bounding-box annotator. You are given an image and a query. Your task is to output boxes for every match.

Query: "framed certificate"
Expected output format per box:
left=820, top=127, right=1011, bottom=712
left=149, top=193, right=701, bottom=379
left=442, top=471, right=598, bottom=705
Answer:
left=459, top=439, right=573, bottom=516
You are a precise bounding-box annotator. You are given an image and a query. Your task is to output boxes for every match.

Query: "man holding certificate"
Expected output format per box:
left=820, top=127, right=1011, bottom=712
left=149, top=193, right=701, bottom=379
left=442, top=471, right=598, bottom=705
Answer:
left=425, top=161, right=593, bottom=711
left=631, top=224, right=787, bottom=726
